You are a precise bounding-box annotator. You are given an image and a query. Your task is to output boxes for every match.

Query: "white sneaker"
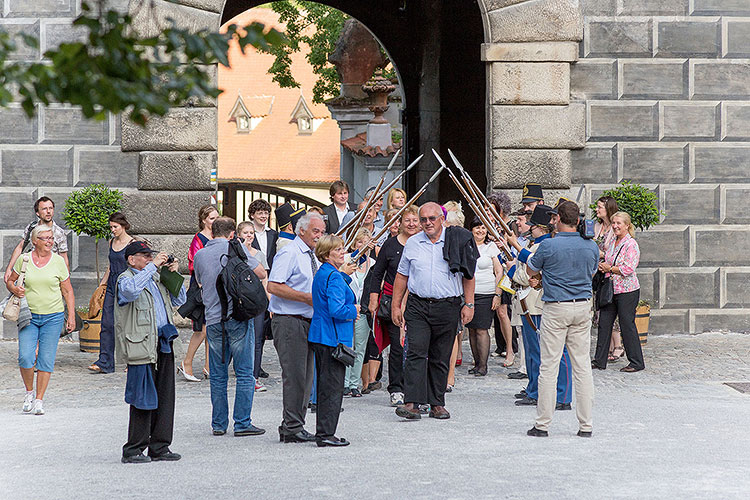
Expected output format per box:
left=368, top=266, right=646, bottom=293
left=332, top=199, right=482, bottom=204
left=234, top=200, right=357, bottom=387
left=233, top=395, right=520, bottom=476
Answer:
left=390, top=392, right=405, bottom=407
left=255, top=381, right=267, bottom=392
left=31, top=399, right=44, bottom=415
left=22, top=392, right=35, bottom=412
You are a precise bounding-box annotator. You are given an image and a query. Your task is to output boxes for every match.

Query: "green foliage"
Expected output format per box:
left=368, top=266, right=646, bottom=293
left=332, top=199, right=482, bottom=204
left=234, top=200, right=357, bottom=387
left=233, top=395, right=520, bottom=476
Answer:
left=589, top=181, right=661, bottom=231
left=0, top=1, right=286, bottom=126
left=63, top=184, right=123, bottom=242
left=266, top=2, right=348, bottom=103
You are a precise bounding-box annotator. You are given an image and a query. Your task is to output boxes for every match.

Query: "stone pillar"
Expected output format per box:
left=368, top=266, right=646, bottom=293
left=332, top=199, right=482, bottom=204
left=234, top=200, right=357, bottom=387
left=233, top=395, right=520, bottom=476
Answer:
left=362, top=70, right=396, bottom=149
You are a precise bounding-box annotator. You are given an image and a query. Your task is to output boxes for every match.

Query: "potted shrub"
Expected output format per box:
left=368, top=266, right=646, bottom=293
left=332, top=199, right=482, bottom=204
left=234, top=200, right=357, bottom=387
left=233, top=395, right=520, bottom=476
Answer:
left=63, top=184, right=123, bottom=283
left=591, top=181, right=661, bottom=339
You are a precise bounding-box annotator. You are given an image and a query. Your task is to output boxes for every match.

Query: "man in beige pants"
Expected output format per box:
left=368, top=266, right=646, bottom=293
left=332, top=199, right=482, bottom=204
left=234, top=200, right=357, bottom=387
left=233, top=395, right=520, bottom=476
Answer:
left=507, top=201, right=599, bottom=437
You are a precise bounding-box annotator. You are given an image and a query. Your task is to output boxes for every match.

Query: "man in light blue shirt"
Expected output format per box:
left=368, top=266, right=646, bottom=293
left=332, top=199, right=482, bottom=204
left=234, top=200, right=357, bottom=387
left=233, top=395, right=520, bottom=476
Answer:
left=268, top=212, right=325, bottom=443
left=391, top=202, right=475, bottom=421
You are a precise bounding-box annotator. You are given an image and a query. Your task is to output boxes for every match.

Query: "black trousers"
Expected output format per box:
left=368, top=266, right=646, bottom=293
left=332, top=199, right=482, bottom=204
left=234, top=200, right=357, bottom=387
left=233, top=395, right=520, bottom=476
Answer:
left=594, top=289, right=645, bottom=370
left=403, top=295, right=461, bottom=406
left=493, top=313, right=519, bottom=354
left=123, top=350, right=175, bottom=458
left=383, top=318, right=404, bottom=394
left=310, top=342, right=346, bottom=439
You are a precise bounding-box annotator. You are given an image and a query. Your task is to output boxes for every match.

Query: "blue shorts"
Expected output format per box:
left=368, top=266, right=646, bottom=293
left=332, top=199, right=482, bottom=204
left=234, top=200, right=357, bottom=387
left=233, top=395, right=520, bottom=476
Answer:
left=18, top=312, right=65, bottom=373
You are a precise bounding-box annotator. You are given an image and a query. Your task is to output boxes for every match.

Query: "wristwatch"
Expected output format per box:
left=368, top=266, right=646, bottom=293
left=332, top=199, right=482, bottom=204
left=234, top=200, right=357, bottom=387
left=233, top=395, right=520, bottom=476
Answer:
left=465, top=303, right=475, bottom=309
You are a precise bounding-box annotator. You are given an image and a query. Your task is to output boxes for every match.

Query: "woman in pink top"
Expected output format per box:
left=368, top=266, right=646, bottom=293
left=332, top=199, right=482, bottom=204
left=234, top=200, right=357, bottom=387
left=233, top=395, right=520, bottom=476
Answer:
left=594, top=195, right=624, bottom=361
left=592, top=211, right=645, bottom=373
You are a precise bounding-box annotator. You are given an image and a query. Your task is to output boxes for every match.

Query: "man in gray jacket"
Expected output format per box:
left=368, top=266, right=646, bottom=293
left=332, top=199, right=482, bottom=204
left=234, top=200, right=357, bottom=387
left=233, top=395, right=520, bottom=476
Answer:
left=115, top=240, right=186, bottom=464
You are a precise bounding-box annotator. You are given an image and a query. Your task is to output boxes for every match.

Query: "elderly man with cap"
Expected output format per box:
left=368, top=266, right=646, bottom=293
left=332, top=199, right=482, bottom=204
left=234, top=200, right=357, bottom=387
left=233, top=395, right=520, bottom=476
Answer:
left=508, top=205, right=573, bottom=411
left=115, top=241, right=186, bottom=463
left=391, top=202, right=476, bottom=420
left=521, top=183, right=545, bottom=213
left=507, top=201, right=598, bottom=438
left=268, top=211, right=326, bottom=442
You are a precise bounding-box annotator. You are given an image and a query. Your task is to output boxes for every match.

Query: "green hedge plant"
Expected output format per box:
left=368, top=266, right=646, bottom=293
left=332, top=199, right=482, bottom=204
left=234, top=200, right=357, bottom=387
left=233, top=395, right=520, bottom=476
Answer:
left=63, top=184, right=123, bottom=282
left=590, top=181, right=661, bottom=232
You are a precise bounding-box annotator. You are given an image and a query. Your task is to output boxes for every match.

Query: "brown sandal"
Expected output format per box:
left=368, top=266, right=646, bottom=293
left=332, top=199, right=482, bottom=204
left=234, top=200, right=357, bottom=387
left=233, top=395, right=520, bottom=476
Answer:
left=87, top=364, right=102, bottom=373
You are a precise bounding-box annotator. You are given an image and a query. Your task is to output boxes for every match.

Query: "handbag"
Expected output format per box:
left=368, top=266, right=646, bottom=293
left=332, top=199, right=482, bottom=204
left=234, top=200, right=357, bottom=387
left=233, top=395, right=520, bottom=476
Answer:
left=377, top=293, right=392, bottom=321
left=2, top=254, right=29, bottom=322
left=595, top=245, right=624, bottom=310
left=325, top=272, right=357, bottom=367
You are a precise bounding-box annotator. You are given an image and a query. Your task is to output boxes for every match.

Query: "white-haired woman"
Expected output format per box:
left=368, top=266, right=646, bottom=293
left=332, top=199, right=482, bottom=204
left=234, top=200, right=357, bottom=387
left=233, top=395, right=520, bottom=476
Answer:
left=6, top=225, right=75, bottom=415
left=592, top=211, right=645, bottom=373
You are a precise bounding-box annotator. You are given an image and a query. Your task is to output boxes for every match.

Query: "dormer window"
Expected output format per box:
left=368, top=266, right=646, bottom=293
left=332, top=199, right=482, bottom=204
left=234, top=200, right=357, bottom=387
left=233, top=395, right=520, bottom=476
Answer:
left=290, top=94, right=317, bottom=135
left=237, top=115, right=250, bottom=133
left=298, top=116, right=311, bottom=133
left=228, top=93, right=273, bottom=134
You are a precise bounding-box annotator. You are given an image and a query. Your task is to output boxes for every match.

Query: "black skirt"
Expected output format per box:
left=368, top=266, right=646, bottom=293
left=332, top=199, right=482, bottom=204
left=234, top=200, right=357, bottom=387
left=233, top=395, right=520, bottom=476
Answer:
left=466, top=294, right=494, bottom=330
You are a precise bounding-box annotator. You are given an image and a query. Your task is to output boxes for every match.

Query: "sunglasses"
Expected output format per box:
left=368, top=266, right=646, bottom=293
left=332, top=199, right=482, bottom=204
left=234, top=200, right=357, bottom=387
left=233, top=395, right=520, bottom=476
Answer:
left=419, top=216, right=440, bottom=223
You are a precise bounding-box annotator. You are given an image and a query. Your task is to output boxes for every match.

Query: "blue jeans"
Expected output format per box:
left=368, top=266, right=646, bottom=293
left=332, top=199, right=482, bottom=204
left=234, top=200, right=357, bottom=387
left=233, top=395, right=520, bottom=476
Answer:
left=18, top=312, right=65, bottom=372
left=206, top=319, right=256, bottom=433
left=522, top=315, right=572, bottom=404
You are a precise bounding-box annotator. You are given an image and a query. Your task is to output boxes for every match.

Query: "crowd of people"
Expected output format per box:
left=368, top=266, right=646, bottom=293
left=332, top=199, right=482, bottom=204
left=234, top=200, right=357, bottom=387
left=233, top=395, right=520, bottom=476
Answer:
left=3, top=177, right=646, bottom=460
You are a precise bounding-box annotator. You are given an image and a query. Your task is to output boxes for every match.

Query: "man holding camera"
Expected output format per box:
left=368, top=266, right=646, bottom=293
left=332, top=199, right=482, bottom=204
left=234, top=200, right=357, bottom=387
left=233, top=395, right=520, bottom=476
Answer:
left=507, top=201, right=599, bottom=437
left=115, top=241, right=186, bottom=463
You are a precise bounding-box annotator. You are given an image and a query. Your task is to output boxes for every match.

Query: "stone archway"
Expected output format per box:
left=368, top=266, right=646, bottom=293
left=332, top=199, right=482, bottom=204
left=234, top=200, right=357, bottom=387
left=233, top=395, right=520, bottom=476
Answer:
left=121, top=0, right=584, bottom=254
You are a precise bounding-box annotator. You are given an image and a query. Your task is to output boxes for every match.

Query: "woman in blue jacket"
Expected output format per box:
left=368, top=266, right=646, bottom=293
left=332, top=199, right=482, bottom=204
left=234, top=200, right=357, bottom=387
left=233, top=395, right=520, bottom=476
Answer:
left=309, top=234, right=359, bottom=447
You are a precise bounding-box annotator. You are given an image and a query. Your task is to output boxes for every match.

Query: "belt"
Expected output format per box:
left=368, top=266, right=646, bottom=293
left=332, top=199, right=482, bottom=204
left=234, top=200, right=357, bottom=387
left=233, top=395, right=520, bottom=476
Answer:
left=276, top=313, right=312, bottom=323
left=546, top=298, right=590, bottom=303
left=412, top=295, right=461, bottom=304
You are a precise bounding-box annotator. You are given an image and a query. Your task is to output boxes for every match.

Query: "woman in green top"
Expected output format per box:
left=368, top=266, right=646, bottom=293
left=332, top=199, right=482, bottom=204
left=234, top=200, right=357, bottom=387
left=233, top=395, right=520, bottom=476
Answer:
left=6, top=225, right=75, bottom=415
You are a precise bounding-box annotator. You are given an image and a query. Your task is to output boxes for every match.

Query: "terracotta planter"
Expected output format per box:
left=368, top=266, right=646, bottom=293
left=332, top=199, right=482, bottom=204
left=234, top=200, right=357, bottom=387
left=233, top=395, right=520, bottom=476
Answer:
left=635, top=304, right=650, bottom=345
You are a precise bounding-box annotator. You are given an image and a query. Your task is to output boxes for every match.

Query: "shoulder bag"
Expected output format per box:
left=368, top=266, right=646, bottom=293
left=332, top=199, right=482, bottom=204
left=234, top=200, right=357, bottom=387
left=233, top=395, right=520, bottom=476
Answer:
left=326, top=272, right=356, bottom=367
left=2, top=254, right=29, bottom=321
left=595, top=244, right=625, bottom=310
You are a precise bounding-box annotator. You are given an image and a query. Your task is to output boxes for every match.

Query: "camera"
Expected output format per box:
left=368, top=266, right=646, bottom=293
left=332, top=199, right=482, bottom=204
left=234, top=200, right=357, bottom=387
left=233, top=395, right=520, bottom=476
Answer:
left=166, top=254, right=175, bottom=265
left=577, top=215, right=595, bottom=239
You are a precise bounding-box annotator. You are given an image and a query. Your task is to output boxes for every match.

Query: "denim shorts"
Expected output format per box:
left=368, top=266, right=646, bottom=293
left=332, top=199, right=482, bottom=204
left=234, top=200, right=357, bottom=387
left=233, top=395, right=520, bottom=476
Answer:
left=18, top=312, right=65, bottom=372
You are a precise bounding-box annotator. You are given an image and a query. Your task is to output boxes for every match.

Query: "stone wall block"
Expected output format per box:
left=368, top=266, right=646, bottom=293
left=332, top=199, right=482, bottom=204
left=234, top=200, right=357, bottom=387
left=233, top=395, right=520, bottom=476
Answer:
left=43, top=21, right=89, bottom=52
left=723, top=268, right=750, bottom=308
left=121, top=108, right=218, bottom=152
left=72, top=234, right=111, bottom=274
left=0, top=20, right=40, bottom=60
left=648, top=309, right=688, bottom=335
left=693, top=145, right=750, bottom=182
left=618, top=0, right=689, bottom=15
left=491, top=149, right=571, bottom=188
left=636, top=268, right=657, bottom=307
left=77, top=148, right=139, bottom=187
left=0, top=107, right=37, bottom=144
left=6, top=0, right=75, bottom=17
left=121, top=191, right=212, bottom=234
left=661, top=268, right=720, bottom=308
left=724, top=186, right=750, bottom=223
left=491, top=62, right=570, bottom=105
left=637, top=227, right=689, bottom=267
left=488, top=0, right=583, bottom=43
left=570, top=60, right=616, bottom=99
left=620, top=61, right=687, bottom=99
left=492, top=103, right=585, bottom=148
left=661, top=102, right=719, bottom=141
left=725, top=20, right=750, bottom=58
left=693, top=310, right=750, bottom=333
left=693, top=0, right=750, bottom=16
left=129, top=0, right=221, bottom=38
left=722, top=103, right=750, bottom=140
left=622, top=144, right=688, bottom=183
left=0, top=147, right=73, bottom=187
left=662, top=185, right=720, bottom=224
left=42, top=107, right=109, bottom=145
left=695, top=227, right=750, bottom=265
left=0, top=190, right=37, bottom=229
left=168, top=0, right=227, bottom=13
left=481, top=42, right=579, bottom=62
left=571, top=144, right=617, bottom=183
left=588, top=102, right=658, bottom=141
left=137, top=234, right=196, bottom=274
left=138, top=152, right=215, bottom=190
left=693, top=62, right=750, bottom=99
left=656, top=21, right=721, bottom=58
left=580, top=0, right=616, bottom=15
left=586, top=20, right=652, bottom=57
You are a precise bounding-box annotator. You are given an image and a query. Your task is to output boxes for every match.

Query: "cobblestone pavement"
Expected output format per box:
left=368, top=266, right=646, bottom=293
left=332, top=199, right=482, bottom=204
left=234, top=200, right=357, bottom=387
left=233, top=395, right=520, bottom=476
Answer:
left=1, top=332, right=749, bottom=499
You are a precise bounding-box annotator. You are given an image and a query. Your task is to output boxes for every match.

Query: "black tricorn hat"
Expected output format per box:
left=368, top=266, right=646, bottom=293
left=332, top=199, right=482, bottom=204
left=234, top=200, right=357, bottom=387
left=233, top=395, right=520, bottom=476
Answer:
left=290, top=208, right=307, bottom=231
left=275, top=202, right=295, bottom=229
left=529, top=204, right=553, bottom=227
left=521, top=183, right=544, bottom=204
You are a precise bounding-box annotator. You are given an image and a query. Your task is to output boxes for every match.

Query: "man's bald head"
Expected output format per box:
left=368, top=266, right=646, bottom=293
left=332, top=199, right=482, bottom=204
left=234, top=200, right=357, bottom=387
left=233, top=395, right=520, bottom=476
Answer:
left=419, top=202, right=442, bottom=218
left=419, top=202, right=445, bottom=241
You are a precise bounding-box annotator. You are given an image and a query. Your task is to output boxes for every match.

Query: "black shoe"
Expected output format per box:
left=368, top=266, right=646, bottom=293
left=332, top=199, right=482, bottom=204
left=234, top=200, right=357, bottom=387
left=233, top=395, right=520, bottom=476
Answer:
left=514, top=391, right=527, bottom=399
left=121, top=453, right=151, bottom=464
left=591, top=361, right=606, bottom=370
left=508, top=371, right=528, bottom=380
left=468, top=367, right=477, bottom=375
left=367, top=381, right=382, bottom=392
left=343, top=388, right=352, bottom=397
left=556, top=402, right=572, bottom=411
left=474, top=367, right=488, bottom=377
left=515, top=396, right=537, bottom=406
left=316, top=436, right=350, bottom=447
left=258, top=368, right=269, bottom=378
left=280, top=429, right=316, bottom=443
left=620, top=365, right=643, bottom=373
left=395, top=404, right=421, bottom=420
left=350, top=388, right=362, bottom=397
left=212, top=429, right=226, bottom=436
left=234, top=425, right=266, bottom=437
left=149, top=451, right=181, bottom=461
left=527, top=426, right=548, bottom=437
left=577, top=430, right=593, bottom=438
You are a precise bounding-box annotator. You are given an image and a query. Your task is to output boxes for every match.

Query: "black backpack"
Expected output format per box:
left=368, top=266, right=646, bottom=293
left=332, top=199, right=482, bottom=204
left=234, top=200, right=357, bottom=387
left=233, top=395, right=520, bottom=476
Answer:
left=216, top=238, right=268, bottom=361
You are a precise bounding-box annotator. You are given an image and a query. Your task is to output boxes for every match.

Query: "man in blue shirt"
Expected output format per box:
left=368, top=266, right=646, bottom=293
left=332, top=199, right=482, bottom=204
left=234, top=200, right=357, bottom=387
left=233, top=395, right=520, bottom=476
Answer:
left=194, top=217, right=266, bottom=438
left=392, top=202, right=475, bottom=421
left=508, top=201, right=599, bottom=438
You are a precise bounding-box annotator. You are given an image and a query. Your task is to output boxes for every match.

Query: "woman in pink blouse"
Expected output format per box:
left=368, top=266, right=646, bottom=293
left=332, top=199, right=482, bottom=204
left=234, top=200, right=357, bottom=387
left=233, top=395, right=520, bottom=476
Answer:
left=592, top=211, right=645, bottom=373
left=594, top=195, right=624, bottom=361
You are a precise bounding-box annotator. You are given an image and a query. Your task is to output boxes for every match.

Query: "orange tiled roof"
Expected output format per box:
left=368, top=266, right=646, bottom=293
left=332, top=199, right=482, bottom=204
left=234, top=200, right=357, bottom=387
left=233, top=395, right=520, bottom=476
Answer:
left=341, top=132, right=401, bottom=157
left=218, top=8, right=340, bottom=185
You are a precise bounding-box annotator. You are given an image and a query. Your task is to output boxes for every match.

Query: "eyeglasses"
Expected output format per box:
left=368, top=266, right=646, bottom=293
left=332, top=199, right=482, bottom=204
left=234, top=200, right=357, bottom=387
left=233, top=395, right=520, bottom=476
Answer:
left=420, top=216, right=440, bottom=223
left=37, top=236, right=54, bottom=241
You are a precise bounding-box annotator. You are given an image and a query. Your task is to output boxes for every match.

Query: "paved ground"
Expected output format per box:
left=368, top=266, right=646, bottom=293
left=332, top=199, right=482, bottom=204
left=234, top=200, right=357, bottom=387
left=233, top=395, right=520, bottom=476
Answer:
left=1, top=331, right=749, bottom=499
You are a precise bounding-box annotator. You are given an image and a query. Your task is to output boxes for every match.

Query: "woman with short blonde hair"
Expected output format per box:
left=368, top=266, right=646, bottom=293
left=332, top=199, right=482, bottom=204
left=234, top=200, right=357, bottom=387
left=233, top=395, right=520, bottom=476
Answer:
left=387, top=188, right=407, bottom=210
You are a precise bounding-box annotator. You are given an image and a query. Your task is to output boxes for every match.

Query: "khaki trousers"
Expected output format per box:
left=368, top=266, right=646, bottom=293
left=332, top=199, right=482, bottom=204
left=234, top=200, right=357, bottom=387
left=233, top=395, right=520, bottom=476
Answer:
left=535, top=300, right=594, bottom=432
